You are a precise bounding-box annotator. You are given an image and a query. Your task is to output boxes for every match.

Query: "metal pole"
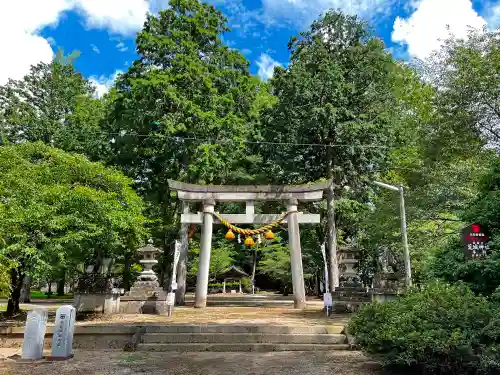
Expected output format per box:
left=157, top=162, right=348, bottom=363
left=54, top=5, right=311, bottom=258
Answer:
left=374, top=181, right=412, bottom=287
left=398, top=185, right=412, bottom=287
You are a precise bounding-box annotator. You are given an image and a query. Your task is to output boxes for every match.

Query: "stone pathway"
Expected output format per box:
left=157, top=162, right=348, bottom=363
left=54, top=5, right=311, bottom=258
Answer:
left=0, top=350, right=381, bottom=375
left=83, top=306, right=348, bottom=326
left=2, top=306, right=348, bottom=328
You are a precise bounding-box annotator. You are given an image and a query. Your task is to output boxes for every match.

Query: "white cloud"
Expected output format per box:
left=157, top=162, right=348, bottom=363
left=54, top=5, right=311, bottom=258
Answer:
left=73, top=0, right=149, bottom=35
left=0, top=0, right=70, bottom=84
left=89, top=70, right=122, bottom=98
left=484, top=2, right=500, bottom=28
left=392, top=0, right=487, bottom=60
left=46, top=36, right=57, bottom=46
left=91, top=44, right=100, bottom=54
left=116, top=41, right=129, bottom=52
left=260, top=0, right=395, bottom=26
left=256, top=54, right=282, bottom=80
left=0, top=0, right=156, bottom=85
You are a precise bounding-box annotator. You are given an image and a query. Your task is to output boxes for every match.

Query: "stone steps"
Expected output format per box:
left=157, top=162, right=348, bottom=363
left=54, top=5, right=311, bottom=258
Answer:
left=185, top=301, right=296, bottom=307
left=137, top=343, right=351, bottom=352
left=142, top=333, right=347, bottom=344
left=136, top=324, right=349, bottom=352
left=183, top=296, right=298, bottom=307
left=142, top=324, right=345, bottom=334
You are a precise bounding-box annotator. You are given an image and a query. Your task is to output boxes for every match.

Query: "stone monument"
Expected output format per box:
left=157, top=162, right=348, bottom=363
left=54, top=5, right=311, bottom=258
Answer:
left=123, top=240, right=168, bottom=314
left=21, top=307, right=48, bottom=360
left=371, top=248, right=405, bottom=303
left=48, top=305, right=76, bottom=360
left=333, top=240, right=369, bottom=312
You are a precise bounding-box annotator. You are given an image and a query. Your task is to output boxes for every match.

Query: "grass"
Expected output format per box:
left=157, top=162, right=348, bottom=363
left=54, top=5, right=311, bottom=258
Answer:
left=30, top=290, right=73, bottom=299
left=124, top=354, right=139, bottom=363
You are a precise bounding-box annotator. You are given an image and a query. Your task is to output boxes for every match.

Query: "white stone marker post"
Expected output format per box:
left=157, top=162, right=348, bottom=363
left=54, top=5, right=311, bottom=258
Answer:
left=48, top=305, right=76, bottom=360
left=21, top=307, right=48, bottom=360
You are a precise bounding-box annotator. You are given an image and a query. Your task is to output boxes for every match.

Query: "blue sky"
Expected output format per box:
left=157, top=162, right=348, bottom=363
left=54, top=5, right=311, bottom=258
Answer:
left=0, top=0, right=498, bottom=95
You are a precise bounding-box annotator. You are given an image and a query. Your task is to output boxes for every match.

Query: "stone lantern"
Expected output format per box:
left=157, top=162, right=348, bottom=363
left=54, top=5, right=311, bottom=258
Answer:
left=123, top=239, right=168, bottom=315
left=137, top=239, right=163, bottom=286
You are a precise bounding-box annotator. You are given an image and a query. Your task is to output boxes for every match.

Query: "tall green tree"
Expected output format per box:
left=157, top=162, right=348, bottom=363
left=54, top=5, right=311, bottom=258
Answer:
left=105, top=0, right=266, bottom=298
left=0, top=142, right=147, bottom=315
left=421, top=28, right=499, bottom=155
left=357, top=28, right=498, bottom=284
left=0, top=51, right=106, bottom=160
left=262, top=11, right=400, bottom=288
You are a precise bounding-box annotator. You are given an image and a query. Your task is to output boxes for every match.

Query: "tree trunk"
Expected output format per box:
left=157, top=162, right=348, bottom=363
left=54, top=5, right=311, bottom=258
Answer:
left=20, top=275, right=32, bottom=303
left=327, top=185, right=339, bottom=290
left=57, top=269, right=66, bottom=296
left=315, top=272, right=321, bottom=297
left=283, top=284, right=289, bottom=296
left=7, top=268, right=24, bottom=317
left=123, top=253, right=131, bottom=291
left=326, top=145, right=339, bottom=291
left=47, top=281, right=53, bottom=298
left=175, top=203, right=190, bottom=305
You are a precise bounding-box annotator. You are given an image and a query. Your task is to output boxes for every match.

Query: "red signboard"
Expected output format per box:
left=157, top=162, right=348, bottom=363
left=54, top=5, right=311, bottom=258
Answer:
left=461, top=224, right=490, bottom=259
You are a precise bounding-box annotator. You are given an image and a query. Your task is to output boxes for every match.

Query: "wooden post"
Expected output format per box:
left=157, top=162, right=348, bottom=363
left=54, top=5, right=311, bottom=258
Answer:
left=195, top=199, right=215, bottom=308
left=223, top=280, right=226, bottom=294
left=287, top=198, right=306, bottom=309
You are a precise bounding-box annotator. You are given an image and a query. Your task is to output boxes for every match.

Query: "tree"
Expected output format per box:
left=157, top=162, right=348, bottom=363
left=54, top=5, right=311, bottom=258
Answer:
left=427, top=157, right=500, bottom=296
left=258, top=235, right=315, bottom=295
left=262, top=11, right=400, bottom=288
left=0, top=51, right=106, bottom=160
left=258, top=241, right=293, bottom=295
left=353, top=47, right=496, bottom=285
left=0, top=142, right=147, bottom=315
left=105, top=0, right=265, bottom=300
left=107, top=0, right=262, bottom=190
left=420, top=28, right=499, bottom=154
left=188, top=237, right=235, bottom=281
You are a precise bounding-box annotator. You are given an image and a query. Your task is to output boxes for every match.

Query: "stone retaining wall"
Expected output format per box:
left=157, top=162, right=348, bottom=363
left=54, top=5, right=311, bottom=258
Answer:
left=0, top=325, right=137, bottom=350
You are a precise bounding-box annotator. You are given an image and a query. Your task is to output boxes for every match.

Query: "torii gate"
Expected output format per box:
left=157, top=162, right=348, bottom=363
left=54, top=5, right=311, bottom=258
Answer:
left=168, top=180, right=331, bottom=309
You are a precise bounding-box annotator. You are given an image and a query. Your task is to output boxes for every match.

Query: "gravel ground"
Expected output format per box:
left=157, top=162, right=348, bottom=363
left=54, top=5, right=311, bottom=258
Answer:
left=1, top=306, right=348, bottom=327
left=82, top=307, right=348, bottom=326
left=0, top=350, right=383, bottom=375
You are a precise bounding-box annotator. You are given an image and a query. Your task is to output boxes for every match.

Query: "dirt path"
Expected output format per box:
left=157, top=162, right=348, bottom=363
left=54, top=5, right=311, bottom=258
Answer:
left=1, top=306, right=349, bottom=327
left=82, top=307, right=348, bottom=326
left=0, top=350, right=381, bottom=375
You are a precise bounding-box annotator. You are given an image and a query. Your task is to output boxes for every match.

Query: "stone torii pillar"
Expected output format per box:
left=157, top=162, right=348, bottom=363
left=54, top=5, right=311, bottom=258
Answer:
left=287, top=198, right=306, bottom=309
left=168, top=179, right=331, bottom=309
left=195, top=199, right=215, bottom=308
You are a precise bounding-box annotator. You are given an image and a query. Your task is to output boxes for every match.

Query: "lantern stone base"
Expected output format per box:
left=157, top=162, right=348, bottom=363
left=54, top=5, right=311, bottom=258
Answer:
left=122, top=283, right=169, bottom=315
left=371, top=290, right=399, bottom=303
left=73, top=291, right=121, bottom=315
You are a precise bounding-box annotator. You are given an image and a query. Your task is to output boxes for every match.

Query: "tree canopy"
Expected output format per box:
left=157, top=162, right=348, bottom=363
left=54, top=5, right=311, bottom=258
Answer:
left=0, top=142, right=147, bottom=314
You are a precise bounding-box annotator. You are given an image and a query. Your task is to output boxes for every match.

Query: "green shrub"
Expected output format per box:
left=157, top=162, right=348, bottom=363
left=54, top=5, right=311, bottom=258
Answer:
left=348, top=281, right=500, bottom=375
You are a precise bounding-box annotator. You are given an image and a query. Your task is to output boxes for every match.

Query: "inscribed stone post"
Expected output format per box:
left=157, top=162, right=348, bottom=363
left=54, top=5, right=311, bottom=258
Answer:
left=21, top=307, right=48, bottom=360
left=49, top=305, right=76, bottom=360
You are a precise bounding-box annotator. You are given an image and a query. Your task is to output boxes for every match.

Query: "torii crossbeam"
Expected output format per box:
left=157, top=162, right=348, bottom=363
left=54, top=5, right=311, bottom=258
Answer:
left=168, top=179, right=331, bottom=309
